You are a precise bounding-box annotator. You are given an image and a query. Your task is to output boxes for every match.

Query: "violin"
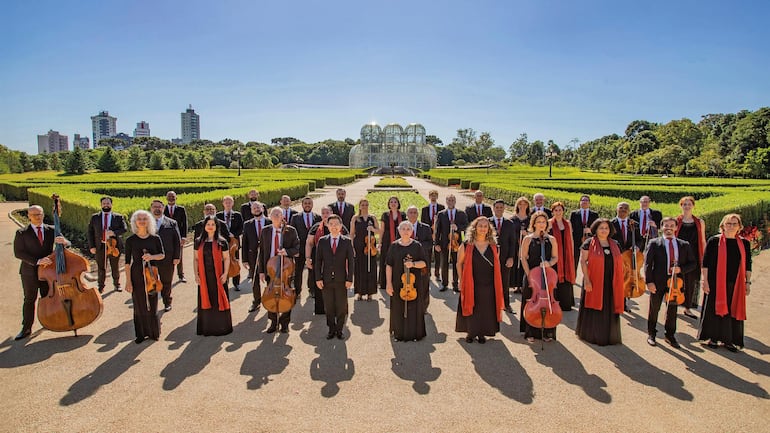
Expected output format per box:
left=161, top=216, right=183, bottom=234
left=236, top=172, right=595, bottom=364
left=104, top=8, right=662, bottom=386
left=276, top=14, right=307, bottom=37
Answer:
left=142, top=249, right=162, bottom=295
left=37, top=194, right=103, bottom=335
left=227, top=236, right=241, bottom=278
left=400, top=257, right=417, bottom=302
left=524, top=233, right=562, bottom=348
left=450, top=228, right=460, bottom=253
left=262, top=223, right=296, bottom=313
left=666, top=261, right=685, bottom=305
left=363, top=222, right=378, bottom=257
left=105, top=236, right=120, bottom=258
left=622, top=221, right=646, bottom=298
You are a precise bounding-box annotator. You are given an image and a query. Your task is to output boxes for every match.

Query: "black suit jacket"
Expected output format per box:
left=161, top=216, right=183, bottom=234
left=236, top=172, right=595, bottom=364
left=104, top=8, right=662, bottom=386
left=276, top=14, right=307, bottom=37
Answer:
left=216, top=210, right=244, bottom=237
left=257, top=224, right=300, bottom=276
left=489, top=216, right=516, bottom=262
left=531, top=207, right=553, bottom=218
left=465, top=204, right=493, bottom=222
left=164, top=205, right=188, bottom=239
left=278, top=208, right=297, bottom=225
left=240, top=201, right=269, bottom=220
left=410, top=221, right=433, bottom=261
left=14, top=224, right=56, bottom=276
left=610, top=218, right=642, bottom=252
left=241, top=216, right=272, bottom=266
left=629, top=209, right=663, bottom=234
left=314, top=235, right=355, bottom=283
left=290, top=211, right=321, bottom=244
left=420, top=203, right=445, bottom=227
left=87, top=212, right=128, bottom=251
left=193, top=217, right=231, bottom=242
left=643, top=237, right=697, bottom=290
left=569, top=209, right=599, bottom=245
left=328, top=201, right=355, bottom=230
left=154, top=216, right=181, bottom=268
left=434, top=208, right=469, bottom=248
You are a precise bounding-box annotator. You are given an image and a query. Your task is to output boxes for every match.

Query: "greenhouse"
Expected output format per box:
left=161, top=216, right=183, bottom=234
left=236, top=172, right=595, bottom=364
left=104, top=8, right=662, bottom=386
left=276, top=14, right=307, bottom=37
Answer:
left=349, top=122, right=437, bottom=170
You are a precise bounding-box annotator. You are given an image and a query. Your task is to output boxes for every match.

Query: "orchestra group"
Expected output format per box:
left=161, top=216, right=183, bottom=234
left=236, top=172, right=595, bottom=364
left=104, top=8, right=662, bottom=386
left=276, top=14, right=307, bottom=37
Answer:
left=13, top=188, right=753, bottom=354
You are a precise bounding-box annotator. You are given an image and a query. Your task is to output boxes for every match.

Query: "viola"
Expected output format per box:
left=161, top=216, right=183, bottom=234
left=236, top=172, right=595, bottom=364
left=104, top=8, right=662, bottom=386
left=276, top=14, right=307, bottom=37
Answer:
left=450, top=229, right=460, bottom=253
left=666, top=261, right=685, bottom=305
left=622, top=222, right=645, bottom=298
left=261, top=223, right=296, bottom=313
left=37, top=194, right=103, bottom=335
left=400, top=259, right=417, bottom=302
left=105, top=236, right=120, bottom=258
left=227, top=236, right=241, bottom=278
left=364, top=229, right=378, bottom=257
left=524, top=234, right=562, bottom=347
left=142, top=249, right=162, bottom=295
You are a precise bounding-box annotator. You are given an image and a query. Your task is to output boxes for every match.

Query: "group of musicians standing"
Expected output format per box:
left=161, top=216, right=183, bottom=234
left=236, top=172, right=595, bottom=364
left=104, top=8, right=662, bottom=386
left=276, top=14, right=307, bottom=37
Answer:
left=14, top=187, right=753, bottom=354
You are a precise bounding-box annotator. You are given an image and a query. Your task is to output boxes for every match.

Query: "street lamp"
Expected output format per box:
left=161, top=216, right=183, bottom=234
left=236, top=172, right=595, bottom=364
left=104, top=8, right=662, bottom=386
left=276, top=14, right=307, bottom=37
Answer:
left=233, top=145, right=242, bottom=176
left=545, top=148, right=557, bottom=178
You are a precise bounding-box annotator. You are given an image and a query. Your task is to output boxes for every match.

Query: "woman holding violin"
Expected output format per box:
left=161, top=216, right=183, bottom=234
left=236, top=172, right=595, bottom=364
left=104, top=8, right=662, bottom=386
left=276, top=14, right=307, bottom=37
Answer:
left=676, top=196, right=707, bottom=318
left=510, top=196, right=531, bottom=293
left=548, top=202, right=576, bottom=311
left=699, top=213, right=752, bottom=352
left=379, top=196, right=406, bottom=290
left=385, top=221, right=428, bottom=342
left=349, top=198, right=379, bottom=301
left=456, top=218, right=504, bottom=343
left=124, top=210, right=165, bottom=344
left=576, top=218, right=624, bottom=346
left=193, top=215, right=232, bottom=337
left=519, top=211, right=558, bottom=342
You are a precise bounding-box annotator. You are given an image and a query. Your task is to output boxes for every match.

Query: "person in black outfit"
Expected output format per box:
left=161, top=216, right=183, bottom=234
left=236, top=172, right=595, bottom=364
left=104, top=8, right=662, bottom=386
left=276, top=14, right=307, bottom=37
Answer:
left=420, top=190, right=444, bottom=279
left=242, top=201, right=271, bottom=312
left=315, top=215, right=355, bottom=339
left=150, top=200, right=181, bottom=312
left=164, top=191, right=188, bottom=283
left=350, top=199, right=379, bottom=301
left=406, top=205, right=433, bottom=313
left=193, top=215, right=233, bottom=336
left=549, top=202, right=576, bottom=311
left=379, top=196, right=406, bottom=290
left=569, top=195, right=599, bottom=271
left=258, top=207, right=301, bottom=333
left=329, top=188, right=355, bottom=231
left=216, top=195, right=244, bottom=290
left=306, top=207, right=349, bottom=315
left=520, top=211, right=559, bottom=342
left=434, top=194, right=469, bottom=292
left=124, top=210, right=165, bottom=344
left=531, top=193, right=553, bottom=218
left=13, top=205, right=71, bottom=340
left=675, top=196, right=707, bottom=316
left=289, top=197, right=320, bottom=300
left=465, top=190, right=493, bottom=221
left=278, top=195, right=297, bottom=227
left=386, top=221, right=428, bottom=341
left=510, top=196, right=531, bottom=293
left=629, top=195, right=662, bottom=250
left=240, top=189, right=267, bottom=217
left=489, top=200, right=516, bottom=313
left=643, top=217, right=697, bottom=348
left=87, top=196, right=127, bottom=293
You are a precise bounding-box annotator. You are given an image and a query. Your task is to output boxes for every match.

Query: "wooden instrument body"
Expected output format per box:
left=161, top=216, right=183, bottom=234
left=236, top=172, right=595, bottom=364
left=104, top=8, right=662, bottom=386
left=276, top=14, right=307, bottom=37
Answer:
left=227, top=237, right=241, bottom=278
left=364, top=234, right=378, bottom=257
left=105, top=237, right=120, bottom=258
left=524, top=265, right=562, bottom=328
left=400, top=266, right=417, bottom=301
left=666, top=263, right=685, bottom=305
left=261, top=254, right=296, bottom=313
left=622, top=249, right=646, bottom=298
left=143, top=260, right=162, bottom=295
left=449, top=230, right=460, bottom=253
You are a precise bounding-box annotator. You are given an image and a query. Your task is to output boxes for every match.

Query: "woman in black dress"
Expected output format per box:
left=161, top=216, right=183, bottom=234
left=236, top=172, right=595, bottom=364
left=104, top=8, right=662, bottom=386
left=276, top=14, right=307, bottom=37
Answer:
left=699, top=213, right=752, bottom=352
left=549, top=202, right=576, bottom=311
left=124, top=210, right=165, bottom=344
left=193, top=215, right=232, bottom=336
left=349, top=198, right=379, bottom=301
left=456, top=218, right=504, bottom=343
left=510, top=196, right=531, bottom=293
left=386, top=221, right=428, bottom=342
left=519, top=211, right=558, bottom=342
left=676, top=196, right=707, bottom=317
left=576, top=218, right=624, bottom=346
left=379, top=196, right=406, bottom=290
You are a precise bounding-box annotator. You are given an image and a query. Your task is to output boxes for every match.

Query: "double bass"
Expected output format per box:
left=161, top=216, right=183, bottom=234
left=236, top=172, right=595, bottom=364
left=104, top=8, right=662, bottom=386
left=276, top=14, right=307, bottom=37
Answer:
left=261, top=223, right=296, bottom=313
left=37, top=194, right=103, bottom=335
left=622, top=221, right=646, bottom=298
left=524, top=233, right=562, bottom=349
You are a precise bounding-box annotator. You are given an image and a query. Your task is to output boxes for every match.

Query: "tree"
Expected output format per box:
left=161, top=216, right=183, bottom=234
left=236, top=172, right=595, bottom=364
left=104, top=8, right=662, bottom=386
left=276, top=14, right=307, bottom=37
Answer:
left=31, top=155, right=49, bottom=171
left=48, top=152, right=62, bottom=171
left=474, top=131, right=495, bottom=151
left=436, top=146, right=455, bottom=166
left=241, top=148, right=258, bottom=168
left=126, top=145, right=145, bottom=171
left=526, top=140, right=545, bottom=166
left=625, top=120, right=656, bottom=140
left=168, top=152, right=183, bottom=169
left=63, top=147, right=88, bottom=174
left=508, top=133, right=529, bottom=160
left=18, top=153, right=33, bottom=172
left=148, top=152, right=166, bottom=170
left=270, top=137, right=301, bottom=146
left=425, top=135, right=443, bottom=146
left=97, top=147, right=122, bottom=172
left=656, top=118, right=703, bottom=159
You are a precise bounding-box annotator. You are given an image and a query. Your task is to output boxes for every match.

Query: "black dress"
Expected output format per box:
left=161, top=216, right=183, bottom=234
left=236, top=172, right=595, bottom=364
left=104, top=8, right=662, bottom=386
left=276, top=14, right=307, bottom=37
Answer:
left=553, top=225, right=575, bottom=311
left=353, top=215, right=378, bottom=296
left=699, top=236, right=752, bottom=347
left=455, top=246, right=499, bottom=338
left=575, top=239, right=622, bottom=346
left=521, top=236, right=556, bottom=340
left=510, top=215, right=529, bottom=288
left=386, top=240, right=427, bottom=341
left=677, top=221, right=702, bottom=308
left=124, top=234, right=165, bottom=340
left=379, top=211, right=406, bottom=289
left=195, top=239, right=233, bottom=336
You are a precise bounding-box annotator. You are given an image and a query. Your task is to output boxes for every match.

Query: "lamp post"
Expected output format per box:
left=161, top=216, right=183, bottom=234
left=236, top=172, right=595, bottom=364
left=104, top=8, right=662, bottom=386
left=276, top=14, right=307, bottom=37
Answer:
left=233, top=145, right=242, bottom=176
left=545, top=148, right=557, bottom=178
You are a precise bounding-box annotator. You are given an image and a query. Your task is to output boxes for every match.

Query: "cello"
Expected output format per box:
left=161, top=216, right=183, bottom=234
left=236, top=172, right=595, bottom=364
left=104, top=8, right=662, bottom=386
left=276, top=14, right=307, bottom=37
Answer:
left=37, top=194, right=103, bottom=335
left=261, top=223, right=296, bottom=313
left=622, top=221, right=646, bottom=298
left=523, top=233, right=562, bottom=349
left=227, top=236, right=241, bottom=278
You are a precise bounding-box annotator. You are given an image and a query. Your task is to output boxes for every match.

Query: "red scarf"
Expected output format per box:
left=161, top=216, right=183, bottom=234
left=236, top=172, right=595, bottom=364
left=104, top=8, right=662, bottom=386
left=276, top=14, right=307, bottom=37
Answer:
left=314, top=221, right=325, bottom=246
left=675, top=215, right=705, bottom=262
left=388, top=211, right=402, bottom=244
left=549, top=218, right=575, bottom=284
left=584, top=238, right=625, bottom=314
left=197, top=240, right=230, bottom=311
left=716, top=235, right=747, bottom=320
left=461, top=243, right=504, bottom=322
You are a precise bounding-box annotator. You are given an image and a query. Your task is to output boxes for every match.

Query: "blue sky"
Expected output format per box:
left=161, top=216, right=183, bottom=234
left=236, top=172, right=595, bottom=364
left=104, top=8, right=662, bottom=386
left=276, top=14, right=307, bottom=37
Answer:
left=1, top=0, right=768, bottom=154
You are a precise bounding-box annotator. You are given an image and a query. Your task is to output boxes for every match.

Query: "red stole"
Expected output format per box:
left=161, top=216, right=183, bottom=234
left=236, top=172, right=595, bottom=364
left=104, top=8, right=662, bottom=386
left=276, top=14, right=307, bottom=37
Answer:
left=314, top=221, right=325, bottom=246
left=584, top=238, right=625, bottom=314
left=549, top=218, right=575, bottom=284
left=461, top=243, right=505, bottom=322
left=388, top=211, right=402, bottom=244
left=197, top=240, right=230, bottom=311
left=675, top=215, right=705, bottom=261
left=716, top=235, right=747, bottom=320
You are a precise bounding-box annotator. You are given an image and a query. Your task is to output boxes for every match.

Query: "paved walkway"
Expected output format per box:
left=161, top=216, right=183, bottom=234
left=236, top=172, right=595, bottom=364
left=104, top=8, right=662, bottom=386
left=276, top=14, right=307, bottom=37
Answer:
left=0, top=177, right=768, bottom=433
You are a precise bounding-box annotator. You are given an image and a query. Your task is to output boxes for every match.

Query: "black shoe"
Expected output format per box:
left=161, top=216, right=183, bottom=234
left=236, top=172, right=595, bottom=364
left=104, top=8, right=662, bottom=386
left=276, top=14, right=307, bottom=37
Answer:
left=683, top=310, right=697, bottom=319
left=665, top=336, right=681, bottom=349
left=336, top=331, right=344, bottom=340
left=452, top=287, right=459, bottom=293
left=14, top=330, right=31, bottom=340
left=706, top=340, right=719, bottom=349
left=724, top=343, right=738, bottom=352
left=179, top=277, right=187, bottom=283
left=326, top=331, right=335, bottom=340
left=248, top=303, right=260, bottom=313
left=513, top=287, right=521, bottom=293
left=98, top=287, right=105, bottom=294
left=164, top=305, right=172, bottom=312
left=623, top=305, right=631, bottom=313
left=280, top=326, right=288, bottom=334
left=465, top=336, right=474, bottom=343
left=505, top=305, right=514, bottom=313
left=366, top=295, right=372, bottom=302
left=134, top=337, right=145, bottom=344
left=439, top=286, right=448, bottom=292
left=647, top=336, right=657, bottom=346
left=266, top=324, right=278, bottom=334
left=234, top=286, right=241, bottom=291
left=115, top=286, right=122, bottom=292
left=477, top=336, right=486, bottom=344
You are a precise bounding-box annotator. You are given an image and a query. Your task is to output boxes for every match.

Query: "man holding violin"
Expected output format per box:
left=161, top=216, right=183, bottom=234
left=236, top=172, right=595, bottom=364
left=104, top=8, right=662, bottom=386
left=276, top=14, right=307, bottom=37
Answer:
left=643, top=217, right=697, bottom=348
left=314, top=214, right=355, bottom=339
left=87, top=196, right=127, bottom=293
left=434, top=194, right=468, bottom=293
left=150, top=200, right=181, bottom=312
left=258, top=207, right=300, bottom=334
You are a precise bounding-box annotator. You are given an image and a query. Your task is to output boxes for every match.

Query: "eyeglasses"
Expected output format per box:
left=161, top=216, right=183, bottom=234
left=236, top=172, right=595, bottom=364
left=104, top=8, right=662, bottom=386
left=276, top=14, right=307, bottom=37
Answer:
left=723, top=222, right=740, bottom=226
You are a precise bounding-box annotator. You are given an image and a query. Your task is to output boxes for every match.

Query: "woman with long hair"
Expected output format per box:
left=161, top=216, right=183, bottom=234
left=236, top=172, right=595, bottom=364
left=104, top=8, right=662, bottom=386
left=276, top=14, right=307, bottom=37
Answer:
left=193, top=215, right=232, bottom=336
left=379, top=196, right=406, bottom=290
left=350, top=198, right=380, bottom=301
left=510, top=196, right=531, bottom=293
left=676, top=196, right=707, bottom=318
left=519, top=211, right=558, bottom=342
left=549, top=202, right=576, bottom=311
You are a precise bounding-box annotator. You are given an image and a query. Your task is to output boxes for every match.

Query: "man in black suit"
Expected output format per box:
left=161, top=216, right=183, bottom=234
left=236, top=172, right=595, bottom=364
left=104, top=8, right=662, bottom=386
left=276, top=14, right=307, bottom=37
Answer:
left=406, top=205, right=433, bottom=313
left=610, top=202, right=642, bottom=252
left=314, top=214, right=355, bottom=339
left=490, top=199, right=517, bottom=312
left=217, top=195, right=244, bottom=290
left=329, top=188, right=355, bottom=230
left=531, top=193, right=553, bottom=218
left=87, top=196, right=127, bottom=293
left=569, top=194, right=599, bottom=270
left=13, top=205, right=71, bottom=340
left=643, top=217, right=697, bottom=349
left=434, top=194, right=469, bottom=292
left=465, top=190, right=493, bottom=222
left=193, top=203, right=231, bottom=241
left=258, top=207, right=301, bottom=333
left=278, top=195, right=297, bottom=226
left=289, top=197, right=320, bottom=300
left=630, top=195, right=663, bottom=249
left=421, top=190, right=445, bottom=279
left=242, top=201, right=271, bottom=312
left=164, top=191, right=188, bottom=283
left=150, top=200, right=181, bottom=311
left=240, top=189, right=267, bottom=218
